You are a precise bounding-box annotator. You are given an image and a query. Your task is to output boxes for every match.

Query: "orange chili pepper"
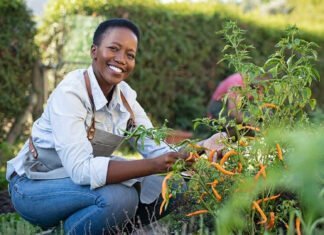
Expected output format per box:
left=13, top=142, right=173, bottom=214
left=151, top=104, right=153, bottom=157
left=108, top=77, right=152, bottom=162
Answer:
left=237, top=162, right=243, bottom=173
left=186, top=152, right=196, bottom=161
left=296, top=217, right=302, bottom=235
left=240, top=125, right=260, bottom=132
left=266, top=212, right=275, bottom=229
left=255, top=164, right=266, bottom=180
left=256, top=194, right=281, bottom=205
left=252, top=201, right=267, bottom=224
left=195, top=152, right=200, bottom=158
left=159, top=199, right=166, bottom=215
left=220, top=149, right=238, bottom=166
left=260, top=164, right=266, bottom=178
left=160, top=193, right=173, bottom=215
left=239, top=139, right=248, bottom=147
left=207, top=179, right=219, bottom=187
left=211, top=186, right=222, bottom=201
left=161, top=172, right=173, bottom=200
left=185, top=152, right=194, bottom=161
left=261, top=103, right=278, bottom=109
left=208, top=149, right=216, bottom=162
left=211, top=163, right=235, bottom=176
left=276, top=143, right=283, bottom=161
left=186, top=209, right=208, bottom=217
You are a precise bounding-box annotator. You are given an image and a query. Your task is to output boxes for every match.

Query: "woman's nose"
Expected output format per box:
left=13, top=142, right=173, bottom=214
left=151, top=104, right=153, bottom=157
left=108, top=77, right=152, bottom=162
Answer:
left=114, top=52, right=126, bottom=64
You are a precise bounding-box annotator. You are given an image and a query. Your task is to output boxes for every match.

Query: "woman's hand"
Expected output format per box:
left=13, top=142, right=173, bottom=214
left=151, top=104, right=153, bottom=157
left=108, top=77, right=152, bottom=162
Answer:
left=153, top=152, right=189, bottom=173
left=200, top=132, right=228, bottom=162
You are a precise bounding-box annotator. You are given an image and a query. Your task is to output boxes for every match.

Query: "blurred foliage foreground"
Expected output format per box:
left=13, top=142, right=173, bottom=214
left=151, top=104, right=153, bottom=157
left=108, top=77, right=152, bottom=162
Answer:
left=124, top=21, right=324, bottom=234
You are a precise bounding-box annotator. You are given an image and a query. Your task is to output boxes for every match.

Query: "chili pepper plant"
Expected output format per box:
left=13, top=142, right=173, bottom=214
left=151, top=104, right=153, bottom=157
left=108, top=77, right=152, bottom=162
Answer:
left=124, top=21, right=323, bottom=234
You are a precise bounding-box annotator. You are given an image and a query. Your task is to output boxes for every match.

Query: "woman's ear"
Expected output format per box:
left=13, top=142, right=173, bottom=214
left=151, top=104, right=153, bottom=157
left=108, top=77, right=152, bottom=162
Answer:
left=90, top=44, right=97, bottom=60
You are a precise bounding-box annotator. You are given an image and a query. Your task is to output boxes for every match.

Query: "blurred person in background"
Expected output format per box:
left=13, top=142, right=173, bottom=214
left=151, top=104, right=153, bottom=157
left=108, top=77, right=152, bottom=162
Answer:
left=207, top=73, right=244, bottom=123
left=207, top=72, right=268, bottom=139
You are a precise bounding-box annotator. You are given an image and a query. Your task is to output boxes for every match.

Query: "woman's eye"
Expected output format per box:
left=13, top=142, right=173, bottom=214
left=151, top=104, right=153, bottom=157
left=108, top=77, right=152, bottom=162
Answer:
left=109, top=46, right=118, bottom=52
left=127, top=54, right=135, bottom=60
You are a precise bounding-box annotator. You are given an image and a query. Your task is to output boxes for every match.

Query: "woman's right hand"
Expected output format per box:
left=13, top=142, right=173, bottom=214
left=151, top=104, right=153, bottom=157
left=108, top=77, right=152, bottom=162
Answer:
left=153, top=152, right=189, bottom=173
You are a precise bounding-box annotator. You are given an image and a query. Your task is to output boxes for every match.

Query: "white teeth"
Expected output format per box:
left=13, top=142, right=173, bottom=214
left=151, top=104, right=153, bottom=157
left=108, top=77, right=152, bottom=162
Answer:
left=109, top=65, right=122, bottom=73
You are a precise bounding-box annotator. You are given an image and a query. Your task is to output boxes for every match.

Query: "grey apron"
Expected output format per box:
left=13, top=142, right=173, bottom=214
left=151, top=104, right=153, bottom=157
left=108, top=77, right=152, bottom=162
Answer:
left=83, top=70, right=136, bottom=156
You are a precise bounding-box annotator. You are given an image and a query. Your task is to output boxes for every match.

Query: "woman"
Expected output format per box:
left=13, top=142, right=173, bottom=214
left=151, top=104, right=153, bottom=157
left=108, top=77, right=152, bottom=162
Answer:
left=6, top=18, right=225, bottom=234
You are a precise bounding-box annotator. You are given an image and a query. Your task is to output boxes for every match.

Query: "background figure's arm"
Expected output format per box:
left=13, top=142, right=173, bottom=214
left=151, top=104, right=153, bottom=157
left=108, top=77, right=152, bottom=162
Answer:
left=227, top=92, right=244, bottom=123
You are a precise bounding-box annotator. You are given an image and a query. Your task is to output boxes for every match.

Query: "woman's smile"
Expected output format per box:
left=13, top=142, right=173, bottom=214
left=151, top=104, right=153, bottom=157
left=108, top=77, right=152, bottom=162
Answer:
left=108, top=64, right=125, bottom=73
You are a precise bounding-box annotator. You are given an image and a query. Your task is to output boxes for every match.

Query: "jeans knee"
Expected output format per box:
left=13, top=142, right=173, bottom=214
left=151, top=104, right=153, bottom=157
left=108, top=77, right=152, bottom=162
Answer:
left=64, top=185, right=140, bottom=234
left=95, top=184, right=139, bottom=218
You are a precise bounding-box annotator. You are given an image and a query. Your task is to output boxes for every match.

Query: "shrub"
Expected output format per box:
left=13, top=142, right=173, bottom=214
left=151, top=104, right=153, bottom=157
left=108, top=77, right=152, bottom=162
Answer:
left=0, top=0, right=38, bottom=142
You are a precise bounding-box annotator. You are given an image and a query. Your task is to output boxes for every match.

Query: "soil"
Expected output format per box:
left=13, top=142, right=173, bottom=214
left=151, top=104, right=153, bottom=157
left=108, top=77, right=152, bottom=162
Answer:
left=0, top=189, right=15, bottom=214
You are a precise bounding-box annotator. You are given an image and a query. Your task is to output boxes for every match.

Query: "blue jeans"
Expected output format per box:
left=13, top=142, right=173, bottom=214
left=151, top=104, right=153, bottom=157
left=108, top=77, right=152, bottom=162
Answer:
left=9, top=174, right=185, bottom=234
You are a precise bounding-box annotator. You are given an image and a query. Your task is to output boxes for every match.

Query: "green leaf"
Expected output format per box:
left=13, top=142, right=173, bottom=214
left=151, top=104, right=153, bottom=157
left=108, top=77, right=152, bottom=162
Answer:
left=309, top=99, right=317, bottom=110
left=222, top=45, right=231, bottom=52
left=193, top=121, right=200, bottom=130
left=286, top=55, right=294, bottom=69
left=273, top=83, right=281, bottom=94
left=303, top=88, right=312, bottom=100
left=288, top=93, right=293, bottom=104
left=310, top=68, right=320, bottom=81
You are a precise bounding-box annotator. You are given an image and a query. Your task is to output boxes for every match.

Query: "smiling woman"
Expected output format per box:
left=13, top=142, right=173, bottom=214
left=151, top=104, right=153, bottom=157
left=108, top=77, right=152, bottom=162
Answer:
left=6, top=18, right=225, bottom=234
left=91, top=23, right=139, bottom=96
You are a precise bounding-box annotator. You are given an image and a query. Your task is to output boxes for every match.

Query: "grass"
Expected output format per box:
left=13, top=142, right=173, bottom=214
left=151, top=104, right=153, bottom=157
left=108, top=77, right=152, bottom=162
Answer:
left=0, top=213, right=45, bottom=235
left=0, top=207, right=201, bottom=235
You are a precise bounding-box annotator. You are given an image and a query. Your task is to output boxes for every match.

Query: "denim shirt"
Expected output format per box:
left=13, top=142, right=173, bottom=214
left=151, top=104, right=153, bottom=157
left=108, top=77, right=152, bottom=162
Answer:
left=6, top=65, right=172, bottom=203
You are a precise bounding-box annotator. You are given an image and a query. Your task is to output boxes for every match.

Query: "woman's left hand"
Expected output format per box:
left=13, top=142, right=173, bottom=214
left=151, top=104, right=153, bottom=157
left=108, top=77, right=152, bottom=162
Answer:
left=200, top=132, right=228, bottom=162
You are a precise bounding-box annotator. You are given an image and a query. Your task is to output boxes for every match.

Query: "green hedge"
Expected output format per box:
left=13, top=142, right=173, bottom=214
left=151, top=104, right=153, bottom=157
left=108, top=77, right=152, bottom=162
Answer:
left=38, top=0, right=324, bottom=130
left=0, top=0, right=38, bottom=141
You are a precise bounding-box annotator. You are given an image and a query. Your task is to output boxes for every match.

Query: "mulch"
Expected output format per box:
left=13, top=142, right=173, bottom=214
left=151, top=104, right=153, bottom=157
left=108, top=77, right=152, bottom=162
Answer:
left=0, top=189, right=15, bottom=214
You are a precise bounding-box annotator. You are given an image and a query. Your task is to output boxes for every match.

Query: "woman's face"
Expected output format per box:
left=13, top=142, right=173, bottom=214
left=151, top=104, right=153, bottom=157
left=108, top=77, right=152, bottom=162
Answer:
left=91, top=27, right=138, bottom=93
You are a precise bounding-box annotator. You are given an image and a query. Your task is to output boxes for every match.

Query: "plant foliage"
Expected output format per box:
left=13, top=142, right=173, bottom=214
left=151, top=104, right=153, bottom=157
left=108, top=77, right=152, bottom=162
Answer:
left=125, top=21, right=323, bottom=234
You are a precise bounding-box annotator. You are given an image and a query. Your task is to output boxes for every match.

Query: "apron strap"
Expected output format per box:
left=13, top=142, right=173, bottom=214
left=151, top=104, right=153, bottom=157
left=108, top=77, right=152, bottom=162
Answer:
left=29, top=136, right=39, bottom=159
left=84, top=71, right=96, bottom=140
left=83, top=70, right=136, bottom=139
left=120, top=92, right=136, bottom=131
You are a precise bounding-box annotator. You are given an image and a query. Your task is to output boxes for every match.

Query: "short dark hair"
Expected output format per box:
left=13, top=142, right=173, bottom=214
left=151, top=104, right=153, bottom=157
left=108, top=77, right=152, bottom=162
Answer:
left=93, top=18, right=140, bottom=45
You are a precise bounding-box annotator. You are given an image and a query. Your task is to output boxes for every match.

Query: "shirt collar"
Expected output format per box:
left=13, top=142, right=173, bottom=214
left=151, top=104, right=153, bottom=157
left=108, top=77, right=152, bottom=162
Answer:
left=87, top=65, right=126, bottom=112
left=109, top=83, right=125, bottom=112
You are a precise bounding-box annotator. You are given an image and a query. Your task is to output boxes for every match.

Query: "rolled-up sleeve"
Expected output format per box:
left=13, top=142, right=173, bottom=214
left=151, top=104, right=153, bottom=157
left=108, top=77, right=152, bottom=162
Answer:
left=89, top=157, right=111, bottom=189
